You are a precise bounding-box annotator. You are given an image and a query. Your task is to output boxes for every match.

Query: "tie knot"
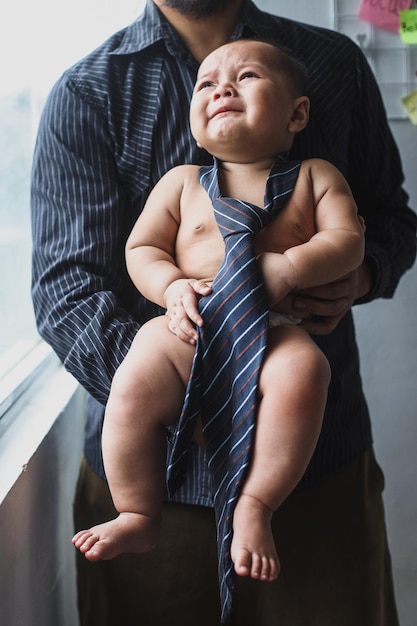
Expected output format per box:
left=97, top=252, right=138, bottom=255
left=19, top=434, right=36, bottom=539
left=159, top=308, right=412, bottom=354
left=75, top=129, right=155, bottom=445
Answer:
left=213, top=196, right=270, bottom=239
left=199, top=155, right=301, bottom=241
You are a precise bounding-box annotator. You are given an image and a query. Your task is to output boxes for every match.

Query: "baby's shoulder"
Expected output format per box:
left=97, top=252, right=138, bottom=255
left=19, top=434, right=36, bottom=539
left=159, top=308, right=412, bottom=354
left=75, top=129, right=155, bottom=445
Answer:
left=156, top=165, right=200, bottom=193
left=162, top=163, right=200, bottom=182
left=153, top=164, right=201, bottom=197
left=298, top=158, right=348, bottom=195
left=299, top=158, right=343, bottom=181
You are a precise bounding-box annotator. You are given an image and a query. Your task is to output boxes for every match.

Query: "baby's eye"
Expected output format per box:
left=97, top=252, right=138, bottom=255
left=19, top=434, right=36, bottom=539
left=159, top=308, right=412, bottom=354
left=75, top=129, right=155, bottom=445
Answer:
left=197, top=81, right=215, bottom=90
left=240, top=72, right=259, bottom=80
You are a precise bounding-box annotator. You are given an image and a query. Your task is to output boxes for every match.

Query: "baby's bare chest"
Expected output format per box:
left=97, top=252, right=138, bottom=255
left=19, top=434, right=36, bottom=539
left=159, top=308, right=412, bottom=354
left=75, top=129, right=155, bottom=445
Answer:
left=255, top=197, right=316, bottom=254
left=174, top=182, right=316, bottom=276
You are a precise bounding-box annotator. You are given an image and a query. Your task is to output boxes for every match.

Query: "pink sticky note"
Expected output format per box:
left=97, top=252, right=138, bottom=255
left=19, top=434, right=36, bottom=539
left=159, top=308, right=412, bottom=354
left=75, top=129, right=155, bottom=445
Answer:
left=358, top=0, right=412, bottom=33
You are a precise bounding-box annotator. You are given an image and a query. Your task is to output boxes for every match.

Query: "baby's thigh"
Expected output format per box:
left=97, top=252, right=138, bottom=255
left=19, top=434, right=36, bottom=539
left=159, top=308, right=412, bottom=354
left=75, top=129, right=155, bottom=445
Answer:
left=260, top=325, right=330, bottom=394
left=123, top=315, right=196, bottom=388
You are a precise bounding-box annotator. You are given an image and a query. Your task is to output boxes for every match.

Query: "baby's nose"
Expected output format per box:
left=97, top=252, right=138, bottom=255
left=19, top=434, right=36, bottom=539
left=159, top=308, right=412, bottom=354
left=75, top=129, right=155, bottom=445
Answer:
left=214, top=83, right=236, bottom=99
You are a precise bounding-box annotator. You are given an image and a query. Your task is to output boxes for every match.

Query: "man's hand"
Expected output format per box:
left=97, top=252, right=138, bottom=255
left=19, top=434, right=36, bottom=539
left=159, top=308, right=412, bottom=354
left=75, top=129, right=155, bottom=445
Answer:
left=270, top=260, right=373, bottom=335
left=164, top=278, right=212, bottom=344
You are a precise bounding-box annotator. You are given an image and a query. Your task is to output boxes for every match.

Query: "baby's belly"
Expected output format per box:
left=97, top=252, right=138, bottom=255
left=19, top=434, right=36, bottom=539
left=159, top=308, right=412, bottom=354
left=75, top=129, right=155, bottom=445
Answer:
left=176, top=239, right=225, bottom=280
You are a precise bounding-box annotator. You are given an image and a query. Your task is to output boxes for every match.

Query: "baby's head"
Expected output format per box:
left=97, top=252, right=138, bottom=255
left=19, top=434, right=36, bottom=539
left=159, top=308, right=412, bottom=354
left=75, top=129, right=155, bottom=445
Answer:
left=190, top=39, right=310, bottom=162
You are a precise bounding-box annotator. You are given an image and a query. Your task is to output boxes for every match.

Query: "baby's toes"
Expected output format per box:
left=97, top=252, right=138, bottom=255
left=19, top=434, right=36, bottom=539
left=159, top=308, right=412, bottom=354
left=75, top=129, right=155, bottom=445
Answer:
left=72, top=530, right=90, bottom=548
left=234, top=547, right=252, bottom=576
left=250, top=552, right=262, bottom=579
left=260, top=556, right=280, bottom=581
left=269, top=556, right=280, bottom=581
left=76, top=531, right=97, bottom=553
left=259, top=555, right=272, bottom=581
left=72, top=530, right=88, bottom=546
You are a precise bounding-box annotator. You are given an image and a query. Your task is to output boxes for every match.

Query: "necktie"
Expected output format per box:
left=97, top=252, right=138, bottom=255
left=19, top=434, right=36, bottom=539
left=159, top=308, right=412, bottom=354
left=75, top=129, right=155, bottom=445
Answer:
left=166, top=154, right=301, bottom=623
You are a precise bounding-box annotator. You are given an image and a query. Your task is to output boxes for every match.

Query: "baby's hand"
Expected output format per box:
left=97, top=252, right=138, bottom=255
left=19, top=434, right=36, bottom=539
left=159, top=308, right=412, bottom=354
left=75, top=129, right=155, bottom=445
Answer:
left=164, top=278, right=212, bottom=344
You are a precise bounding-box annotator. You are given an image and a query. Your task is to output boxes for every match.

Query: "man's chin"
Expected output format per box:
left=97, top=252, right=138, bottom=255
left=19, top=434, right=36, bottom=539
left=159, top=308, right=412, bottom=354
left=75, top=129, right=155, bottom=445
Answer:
left=161, top=0, right=234, bottom=19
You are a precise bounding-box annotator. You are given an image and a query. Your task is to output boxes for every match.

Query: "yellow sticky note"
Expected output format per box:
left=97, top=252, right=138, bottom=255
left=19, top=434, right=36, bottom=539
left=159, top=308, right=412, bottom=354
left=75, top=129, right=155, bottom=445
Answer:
left=401, top=90, right=417, bottom=125
left=400, top=10, right=417, bottom=43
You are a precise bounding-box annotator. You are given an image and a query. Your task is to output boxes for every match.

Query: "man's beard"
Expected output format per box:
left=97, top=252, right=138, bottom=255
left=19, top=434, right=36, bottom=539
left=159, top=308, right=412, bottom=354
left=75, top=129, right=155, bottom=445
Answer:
left=161, top=0, right=234, bottom=18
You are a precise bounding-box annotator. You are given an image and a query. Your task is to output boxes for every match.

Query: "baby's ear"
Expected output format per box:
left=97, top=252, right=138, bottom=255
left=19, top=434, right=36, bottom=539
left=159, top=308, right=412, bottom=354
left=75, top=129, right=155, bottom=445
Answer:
left=289, top=96, right=310, bottom=133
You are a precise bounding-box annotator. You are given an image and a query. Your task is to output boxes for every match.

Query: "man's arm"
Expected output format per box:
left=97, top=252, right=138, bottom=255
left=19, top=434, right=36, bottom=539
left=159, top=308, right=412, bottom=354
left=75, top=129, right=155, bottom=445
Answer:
left=31, top=77, right=140, bottom=405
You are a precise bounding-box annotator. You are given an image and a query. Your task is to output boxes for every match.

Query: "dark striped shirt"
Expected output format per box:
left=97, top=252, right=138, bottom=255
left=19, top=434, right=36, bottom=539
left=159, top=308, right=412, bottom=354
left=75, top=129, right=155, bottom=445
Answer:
left=31, top=0, right=416, bottom=505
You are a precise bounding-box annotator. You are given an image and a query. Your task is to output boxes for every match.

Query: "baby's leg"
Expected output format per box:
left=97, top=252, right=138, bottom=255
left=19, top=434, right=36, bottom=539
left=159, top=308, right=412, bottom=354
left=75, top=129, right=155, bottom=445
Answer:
left=231, top=325, right=330, bottom=581
left=72, top=315, right=195, bottom=561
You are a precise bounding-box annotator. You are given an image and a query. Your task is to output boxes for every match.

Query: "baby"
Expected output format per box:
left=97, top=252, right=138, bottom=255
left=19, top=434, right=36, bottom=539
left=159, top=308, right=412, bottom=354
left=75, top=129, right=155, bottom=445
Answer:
left=73, top=38, right=364, bottom=584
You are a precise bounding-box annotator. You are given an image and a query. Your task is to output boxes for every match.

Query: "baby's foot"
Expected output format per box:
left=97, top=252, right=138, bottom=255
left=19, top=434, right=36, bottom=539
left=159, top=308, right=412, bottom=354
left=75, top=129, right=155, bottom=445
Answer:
left=72, top=511, right=160, bottom=561
left=230, top=493, right=279, bottom=581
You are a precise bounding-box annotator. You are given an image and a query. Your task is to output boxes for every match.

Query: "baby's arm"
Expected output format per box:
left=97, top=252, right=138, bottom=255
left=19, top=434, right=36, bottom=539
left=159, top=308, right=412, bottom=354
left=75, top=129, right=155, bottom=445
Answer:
left=126, top=166, right=211, bottom=343
left=260, top=159, right=365, bottom=306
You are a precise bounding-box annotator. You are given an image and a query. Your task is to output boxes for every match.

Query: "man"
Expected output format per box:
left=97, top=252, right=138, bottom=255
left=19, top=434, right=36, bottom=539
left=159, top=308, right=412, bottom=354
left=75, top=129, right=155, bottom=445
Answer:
left=31, top=1, right=416, bottom=625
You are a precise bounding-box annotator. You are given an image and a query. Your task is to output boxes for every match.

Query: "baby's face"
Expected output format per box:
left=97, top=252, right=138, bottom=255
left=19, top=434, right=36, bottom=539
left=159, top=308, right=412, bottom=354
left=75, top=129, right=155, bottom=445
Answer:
left=190, top=40, right=301, bottom=161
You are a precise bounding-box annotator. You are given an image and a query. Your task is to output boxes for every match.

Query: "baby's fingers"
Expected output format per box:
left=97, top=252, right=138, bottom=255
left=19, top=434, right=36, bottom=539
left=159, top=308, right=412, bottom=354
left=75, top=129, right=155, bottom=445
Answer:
left=168, top=319, right=197, bottom=345
left=183, top=281, right=211, bottom=327
left=188, top=278, right=212, bottom=297
left=182, top=297, right=204, bottom=328
left=167, top=312, right=198, bottom=344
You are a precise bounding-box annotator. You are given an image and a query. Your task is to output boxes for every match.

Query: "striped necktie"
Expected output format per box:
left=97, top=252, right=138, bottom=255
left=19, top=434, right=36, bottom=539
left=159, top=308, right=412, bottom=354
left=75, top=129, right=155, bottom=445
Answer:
left=167, top=154, right=301, bottom=623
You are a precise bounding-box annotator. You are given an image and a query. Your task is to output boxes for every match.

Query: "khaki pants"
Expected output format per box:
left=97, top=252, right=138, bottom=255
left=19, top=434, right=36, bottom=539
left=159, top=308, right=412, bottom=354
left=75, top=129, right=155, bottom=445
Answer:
left=73, top=449, right=399, bottom=626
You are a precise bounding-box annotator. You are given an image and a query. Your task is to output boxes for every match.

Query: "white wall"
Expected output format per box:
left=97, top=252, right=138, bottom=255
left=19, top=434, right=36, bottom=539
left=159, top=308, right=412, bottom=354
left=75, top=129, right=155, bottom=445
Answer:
left=355, top=119, right=417, bottom=624
left=259, top=1, right=417, bottom=624
left=0, top=361, right=85, bottom=626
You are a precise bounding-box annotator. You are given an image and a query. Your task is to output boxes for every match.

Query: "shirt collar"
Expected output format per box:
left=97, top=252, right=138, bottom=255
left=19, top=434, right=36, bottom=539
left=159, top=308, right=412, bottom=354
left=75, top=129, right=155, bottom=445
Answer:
left=111, top=1, right=165, bottom=56
left=110, top=0, right=274, bottom=59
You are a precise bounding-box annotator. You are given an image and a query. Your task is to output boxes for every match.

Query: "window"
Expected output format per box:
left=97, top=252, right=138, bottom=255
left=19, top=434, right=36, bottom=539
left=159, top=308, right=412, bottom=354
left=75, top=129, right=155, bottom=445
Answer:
left=0, top=0, right=144, bottom=376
